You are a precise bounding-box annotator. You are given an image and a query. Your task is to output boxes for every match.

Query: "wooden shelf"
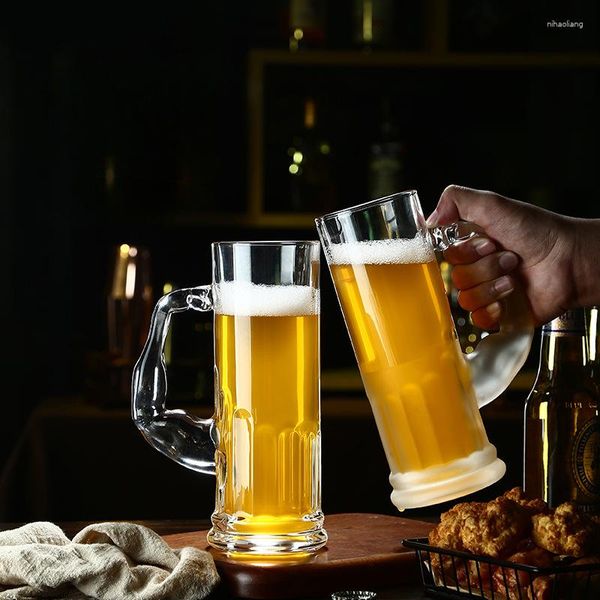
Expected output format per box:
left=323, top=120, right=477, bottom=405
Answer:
left=166, top=211, right=318, bottom=229
left=249, top=48, right=600, bottom=69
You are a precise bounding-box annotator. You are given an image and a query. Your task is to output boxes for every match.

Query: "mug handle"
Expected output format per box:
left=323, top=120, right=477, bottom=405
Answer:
left=131, top=286, right=217, bottom=474
left=430, top=223, right=534, bottom=408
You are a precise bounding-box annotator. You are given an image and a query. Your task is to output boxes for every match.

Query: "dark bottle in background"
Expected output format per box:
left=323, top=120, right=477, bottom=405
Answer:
left=86, top=243, right=153, bottom=407
left=107, top=244, right=153, bottom=362
left=287, top=97, right=336, bottom=212
left=353, top=0, right=396, bottom=49
left=524, top=309, right=600, bottom=514
left=368, top=96, right=405, bottom=200
left=289, top=0, right=327, bottom=50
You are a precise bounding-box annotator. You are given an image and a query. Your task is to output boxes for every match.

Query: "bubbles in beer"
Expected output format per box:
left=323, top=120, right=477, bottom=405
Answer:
left=328, top=235, right=435, bottom=265
left=214, top=281, right=319, bottom=316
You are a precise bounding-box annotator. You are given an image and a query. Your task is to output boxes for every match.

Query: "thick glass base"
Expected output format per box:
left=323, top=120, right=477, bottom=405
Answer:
left=207, top=512, right=328, bottom=554
left=389, top=443, right=506, bottom=510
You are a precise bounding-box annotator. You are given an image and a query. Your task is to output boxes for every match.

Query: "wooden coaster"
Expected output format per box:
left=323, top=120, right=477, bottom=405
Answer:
left=163, top=513, right=432, bottom=599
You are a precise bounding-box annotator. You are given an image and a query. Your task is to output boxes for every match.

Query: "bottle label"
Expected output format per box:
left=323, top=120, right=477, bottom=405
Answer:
left=572, top=418, right=600, bottom=498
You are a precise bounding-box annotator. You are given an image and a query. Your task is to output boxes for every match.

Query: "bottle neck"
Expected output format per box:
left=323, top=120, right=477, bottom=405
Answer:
left=537, top=329, right=591, bottom=383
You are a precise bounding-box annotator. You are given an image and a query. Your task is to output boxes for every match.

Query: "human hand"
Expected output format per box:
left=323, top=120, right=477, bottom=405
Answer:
left=428, top=185, right=584, bottom=329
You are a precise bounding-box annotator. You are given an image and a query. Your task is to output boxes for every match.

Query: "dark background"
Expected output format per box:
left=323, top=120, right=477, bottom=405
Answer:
left=0, top=1, right=598, bottom=522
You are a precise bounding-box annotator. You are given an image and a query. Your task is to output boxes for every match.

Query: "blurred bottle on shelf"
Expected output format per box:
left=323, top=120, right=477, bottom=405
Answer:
left=287, top=97, right=336, bottom=212
left=107, top=244, right=153, bottom=362
left=524, top=308, right=600, bottom=514
left=86, top=244, right=153, bottom=406
left=289, top=0, right=327, bottom=51
left=353, top=0, right=396, bottom=49
left=368, top=97, right=405, bottom=200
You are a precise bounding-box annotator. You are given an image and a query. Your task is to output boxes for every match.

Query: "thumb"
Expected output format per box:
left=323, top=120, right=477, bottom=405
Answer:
left=427, top=185, right=501, bottom=230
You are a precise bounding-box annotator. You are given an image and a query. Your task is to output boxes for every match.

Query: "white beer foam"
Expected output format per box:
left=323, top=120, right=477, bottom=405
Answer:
left=328, top=236, right=435, bottom=265
left=214, top=281, right=318, bottom=316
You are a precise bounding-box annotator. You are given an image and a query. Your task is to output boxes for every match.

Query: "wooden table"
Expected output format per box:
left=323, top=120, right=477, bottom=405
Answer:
left=1, top=516, right=431, bottom=599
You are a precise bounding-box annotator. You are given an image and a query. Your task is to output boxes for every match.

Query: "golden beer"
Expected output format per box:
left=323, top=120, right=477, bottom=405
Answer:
left=329, top=237, right=488, bottom=475
left=212, top=282, right=320, bottom=536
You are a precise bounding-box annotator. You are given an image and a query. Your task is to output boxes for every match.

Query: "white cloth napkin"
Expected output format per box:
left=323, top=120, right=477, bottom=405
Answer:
left=0, top=521, right=219, bottom=599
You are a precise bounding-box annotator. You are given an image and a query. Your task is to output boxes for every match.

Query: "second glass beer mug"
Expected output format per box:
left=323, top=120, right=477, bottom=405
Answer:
left=132, top=241, right=327, bottom=554
left=316, top=191, right=533, bottom=509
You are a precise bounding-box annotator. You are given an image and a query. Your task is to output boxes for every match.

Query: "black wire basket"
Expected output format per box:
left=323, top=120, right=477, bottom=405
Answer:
left=402, top=537, right=600, bottom=599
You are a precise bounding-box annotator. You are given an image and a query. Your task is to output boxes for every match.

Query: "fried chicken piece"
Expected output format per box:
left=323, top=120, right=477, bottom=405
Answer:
left=428, top=553, right=490, bottom=596
left=428, top=502, right=482, bottom=590
left=502, top=487, right=549, bottom=516
left=491, top=541, right=554, bottom=600
left=430, top=497, right=531, bottom=557
left=464, top=557, right=493, bottom=596
left=532, top=502, right=600, bottom=558
left=427, top=492, right=600, bottom=599
left=460, top=497, right=532, bottom=558
left=428, top=503, right=471, bottom=587
left=429, top=501, right=479, bottom=551
left=527, top=575, right=552, bottom=600
left=428, top=497, right=531, bottom=595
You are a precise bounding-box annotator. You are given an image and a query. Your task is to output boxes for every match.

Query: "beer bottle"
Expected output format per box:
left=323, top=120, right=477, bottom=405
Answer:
left=287, top=97, right=336, bottom=212
left=367, top=96, right=405, bottom=201
left=524, top=309, right=600, bottom=513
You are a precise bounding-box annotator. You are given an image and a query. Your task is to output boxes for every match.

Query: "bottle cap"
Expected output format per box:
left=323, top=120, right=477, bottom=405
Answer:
left=542, top=309, right=586, bottom=333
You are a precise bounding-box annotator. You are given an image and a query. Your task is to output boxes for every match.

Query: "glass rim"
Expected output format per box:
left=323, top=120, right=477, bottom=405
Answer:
left=315, top=190, right=418, bottom=223
left=212, top=240, right=319, bottom=248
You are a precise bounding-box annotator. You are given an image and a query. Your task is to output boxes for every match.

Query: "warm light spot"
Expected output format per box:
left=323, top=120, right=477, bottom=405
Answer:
left=289, top=164, right=299, bottom=175
left=362, top=0, right=373, bottom=42
left=590, top=308, right=598, bottom=362
left=163, top=282, right=173, bottom=294
left=465, top=346, right=474, bottom=353
left=468, top=333, right=477, bottom=342
left=540, top=401, right=549, bottom=502
left=293, top=28, right=304, bottom=40
left=128, top=246, right=138, bottom=257
left=119, top=244, right=130, bottom=257
left=319, top=142, right=330, bottom=154
left=125, top=263, right=136, bottom=299
left=548, top=333, right=556, bottom=372
left=293, top=151, right=303, bottom=163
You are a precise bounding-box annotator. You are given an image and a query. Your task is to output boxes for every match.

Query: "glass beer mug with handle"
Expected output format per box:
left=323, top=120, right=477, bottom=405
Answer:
left=132, top=241, right=327, bottom=554
left=316, top=191, right=533, bottom=510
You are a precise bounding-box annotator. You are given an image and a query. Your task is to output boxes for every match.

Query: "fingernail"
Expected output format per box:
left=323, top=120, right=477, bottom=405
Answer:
left=494, top=276, right=513, bottom=295
left=486, top=301, right=502, bottom=319
left=498, top=252, right=518, bottom=271
left=473, top=238, right=496, bottom=257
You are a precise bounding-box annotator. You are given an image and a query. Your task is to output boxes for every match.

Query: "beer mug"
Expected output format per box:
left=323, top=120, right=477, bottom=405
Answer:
left=316, top=191, right=533, bottom=509
left=132, top=241, right=327, bottom=554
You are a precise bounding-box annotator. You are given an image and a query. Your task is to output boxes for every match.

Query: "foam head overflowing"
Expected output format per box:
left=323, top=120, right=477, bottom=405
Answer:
left=327, top=235, right=435, bottom=265
left=214, top=281, right=319, bottom=316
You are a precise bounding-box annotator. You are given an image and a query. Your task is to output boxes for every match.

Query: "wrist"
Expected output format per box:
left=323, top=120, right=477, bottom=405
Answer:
left=571, top=218, right=600, bottom=308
